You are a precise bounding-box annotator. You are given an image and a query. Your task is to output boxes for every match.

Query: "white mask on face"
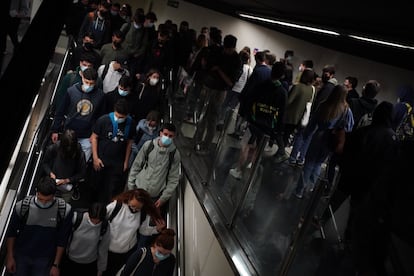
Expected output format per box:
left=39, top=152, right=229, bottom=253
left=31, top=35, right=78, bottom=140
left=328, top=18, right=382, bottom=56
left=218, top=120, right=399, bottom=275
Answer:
left=149, top=78, right=159, bottom=86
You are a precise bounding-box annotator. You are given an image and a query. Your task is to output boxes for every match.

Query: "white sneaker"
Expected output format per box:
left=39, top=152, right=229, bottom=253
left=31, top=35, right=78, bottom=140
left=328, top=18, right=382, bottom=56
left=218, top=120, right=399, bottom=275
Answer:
left=229, top=168, right=242, bottom=179
left=246, top=162, right=252, bottom=169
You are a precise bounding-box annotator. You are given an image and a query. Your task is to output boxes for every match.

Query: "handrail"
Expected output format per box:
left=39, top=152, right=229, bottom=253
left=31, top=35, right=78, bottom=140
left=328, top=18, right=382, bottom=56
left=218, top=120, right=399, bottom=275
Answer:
left=49, top=35, right=76, bottom=111
left=0, top=34, right=75, bottom=272
left=229, top=135, right=269, bottom=228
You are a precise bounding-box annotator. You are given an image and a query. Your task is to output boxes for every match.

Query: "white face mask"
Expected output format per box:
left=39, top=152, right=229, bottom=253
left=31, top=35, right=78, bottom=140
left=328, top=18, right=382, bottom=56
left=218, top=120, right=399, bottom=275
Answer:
left=133, top=22, right=140, bottom=29
left=149, top=78, right=159, bottom=86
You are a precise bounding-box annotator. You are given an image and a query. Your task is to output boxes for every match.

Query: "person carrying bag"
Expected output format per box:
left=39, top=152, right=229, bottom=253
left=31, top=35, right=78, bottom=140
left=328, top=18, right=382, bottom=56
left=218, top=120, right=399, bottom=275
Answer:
left=116, top=248, right=147, bottom=276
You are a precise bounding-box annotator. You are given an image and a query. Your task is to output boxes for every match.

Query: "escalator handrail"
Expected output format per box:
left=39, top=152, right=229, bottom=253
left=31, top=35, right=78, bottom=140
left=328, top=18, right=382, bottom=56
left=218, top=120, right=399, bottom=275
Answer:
left=0, top=34, right=75, bottom=270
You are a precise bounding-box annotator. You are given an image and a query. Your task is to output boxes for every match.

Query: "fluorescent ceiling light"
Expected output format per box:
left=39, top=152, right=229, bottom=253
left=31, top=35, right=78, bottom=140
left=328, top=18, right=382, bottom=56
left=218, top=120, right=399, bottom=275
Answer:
left=239, top=13, right=340, bottom=36
left=348, top=34, right=414, bottom=50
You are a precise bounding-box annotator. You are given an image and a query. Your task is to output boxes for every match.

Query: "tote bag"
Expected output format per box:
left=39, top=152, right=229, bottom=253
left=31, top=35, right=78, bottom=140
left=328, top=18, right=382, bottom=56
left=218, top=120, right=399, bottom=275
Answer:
left=116, top=247, right=147, bottom=276
left=301, top=85, right=315, bottom=127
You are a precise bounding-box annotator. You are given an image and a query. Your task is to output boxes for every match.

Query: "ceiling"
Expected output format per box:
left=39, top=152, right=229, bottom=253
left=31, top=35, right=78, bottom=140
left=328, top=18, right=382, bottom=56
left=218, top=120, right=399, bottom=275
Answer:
left=184, top=0, right=414, bottom=71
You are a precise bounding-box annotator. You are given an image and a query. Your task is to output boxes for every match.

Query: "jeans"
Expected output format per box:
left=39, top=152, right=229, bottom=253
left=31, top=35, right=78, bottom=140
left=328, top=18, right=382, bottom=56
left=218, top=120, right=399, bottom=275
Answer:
left=15, top=255, right=51, bottom=276
left=289, top=127, right=312, bottom=163
left=295, top=130, right=331, bottom=195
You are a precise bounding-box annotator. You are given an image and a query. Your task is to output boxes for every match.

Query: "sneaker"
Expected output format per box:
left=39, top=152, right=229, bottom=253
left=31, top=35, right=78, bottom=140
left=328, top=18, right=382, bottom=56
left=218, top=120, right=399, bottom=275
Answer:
left=264, top=144, right=274, bottom=152
left=294, top=192, right=303, bottom=199
left=229, top=168, right=242, bottom=179
left=274, top=153, right=289, bottom=163
left=246, top=162, right=252, bottom=169
left=71, top=186, right=80, bottom=201
left=297, top=160, right=305, bottom=166
left=288, top=159, right=297, bottom=166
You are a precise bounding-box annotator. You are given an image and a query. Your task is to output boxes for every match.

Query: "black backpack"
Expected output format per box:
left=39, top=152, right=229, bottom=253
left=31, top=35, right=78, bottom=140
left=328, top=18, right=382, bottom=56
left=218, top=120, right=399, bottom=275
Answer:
left=249, top=80, right=282, bottom=131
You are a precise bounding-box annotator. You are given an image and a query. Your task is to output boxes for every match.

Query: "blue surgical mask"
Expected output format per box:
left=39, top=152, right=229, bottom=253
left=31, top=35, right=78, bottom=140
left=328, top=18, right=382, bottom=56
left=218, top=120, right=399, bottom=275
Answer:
left=155, top=250, right=170, bottom=261
left=114, top=114, right=126, bottom=123
left=118, top=88, right=129, bottom=96
left=35, top=197, right=54, bottom=208
left=80, top=65, right=88, bottom=72
left=82, top=84, right=94, bottom=93
left=161, top=135, right=172, bottom=146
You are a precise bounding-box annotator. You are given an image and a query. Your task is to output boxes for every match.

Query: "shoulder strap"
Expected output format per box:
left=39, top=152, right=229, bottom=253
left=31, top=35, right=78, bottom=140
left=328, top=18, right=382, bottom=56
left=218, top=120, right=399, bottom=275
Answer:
left=100, top=218, right=109, bottom=238
left=143, top=140, right=155, bottom=169
left=20, top=195, right=34, bottom=224
left=109, top=112, right=132, bottom=139
left=310, top=85, right=316, bottom=102
left=140, top=209, right=147, bottom=225
left=56, top=198, right=67, bottom=226
left=72, top=211, right=84, bottom=232
left=167, top=149, right=176, bottom=176
left=138, top=83, right=146, bottom=99
left=108, top=201, right=123, bottom=222
left=101, top=62, right=111, bottom=80
left=109, top=112, right=118, bottom=139
left=131, top=247, right=147, bottom=274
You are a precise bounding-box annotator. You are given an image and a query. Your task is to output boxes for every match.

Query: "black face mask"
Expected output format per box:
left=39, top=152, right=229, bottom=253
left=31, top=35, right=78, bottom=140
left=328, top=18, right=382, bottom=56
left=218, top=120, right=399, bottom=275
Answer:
left=84, top=42, right=94, bottom=50
left=99, top=10, right=108, bottom=18
left=113, top=41, right=122, bottom=48
left=322, top=74, right=330, bottom=83
left=116, top=68, right=125, bottom=73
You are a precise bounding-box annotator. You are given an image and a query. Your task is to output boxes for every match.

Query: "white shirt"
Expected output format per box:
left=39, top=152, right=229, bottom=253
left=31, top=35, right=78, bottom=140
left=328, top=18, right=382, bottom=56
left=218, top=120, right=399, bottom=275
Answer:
left=98, top=61, right=130, bottom=93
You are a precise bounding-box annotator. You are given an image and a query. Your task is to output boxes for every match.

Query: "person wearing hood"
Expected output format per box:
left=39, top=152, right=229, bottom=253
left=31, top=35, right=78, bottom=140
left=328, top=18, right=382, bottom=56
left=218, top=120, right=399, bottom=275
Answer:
left=348, top=80, right=380, bottom=130
left=128, top=110, right=161, bottom=168
left=51, top=67, right=106, bottom=163
left=133, top=69, right=163, bottom=121
left=78, top=0, right=112, bottom=50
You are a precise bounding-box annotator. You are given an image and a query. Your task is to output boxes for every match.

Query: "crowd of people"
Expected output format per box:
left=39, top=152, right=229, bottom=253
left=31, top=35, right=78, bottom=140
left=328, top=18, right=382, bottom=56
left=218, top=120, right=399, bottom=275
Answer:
left=4, top=0, right=414, bottom=275
left=5, top=1, right=187, bottom=275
